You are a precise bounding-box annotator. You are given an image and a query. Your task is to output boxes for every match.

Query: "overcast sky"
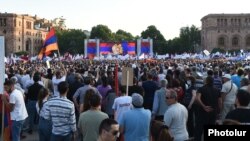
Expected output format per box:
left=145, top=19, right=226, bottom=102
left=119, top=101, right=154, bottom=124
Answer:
left=2, top=0, right=250, bottom=40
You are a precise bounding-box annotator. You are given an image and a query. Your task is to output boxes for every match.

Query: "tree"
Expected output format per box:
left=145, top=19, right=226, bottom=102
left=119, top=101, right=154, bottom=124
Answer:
left=166, top=37, right=183, bottom=54
left=141, top=25, right=167, bottom=54
left=56, top=29, right=86, bottom=54
left=114, top=29, right=134, bottom=41
left=90, top=24, right=113, bottom=41
left=179, top=25, right=201, bottom=53
left=211, top=48, right=225, bottom=53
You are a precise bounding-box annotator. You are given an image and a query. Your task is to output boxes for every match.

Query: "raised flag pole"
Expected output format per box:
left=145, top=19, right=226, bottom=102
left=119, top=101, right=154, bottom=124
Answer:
left=57, top=46, right=62, bottom=62
left=115, top=61, right=119, bottom=96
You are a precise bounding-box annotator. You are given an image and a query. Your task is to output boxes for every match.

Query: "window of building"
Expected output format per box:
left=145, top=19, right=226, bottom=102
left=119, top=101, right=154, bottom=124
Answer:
left=3, top=18, right=7, bottom=26
left=235, top=19, right=237, bottom=25
left=26, top=21, right=31, bottom=29
left=18, top=46, right=21, bottom=50
left=19, top=38, right=21, bottom=42
left=232, top=37, right=239, bottom=46
left=26, top=41, right=29, bottom=51
left=217, top=19, right=220, bottom=26
left=19, top=21, right=21, bottom=26
left=14, top=19, right=16, bottom=27
left=0, top=18, right=2, bottom=26
left=246, top=37, right=250, bottom=46
left=218, top=37, right=225, bottom=46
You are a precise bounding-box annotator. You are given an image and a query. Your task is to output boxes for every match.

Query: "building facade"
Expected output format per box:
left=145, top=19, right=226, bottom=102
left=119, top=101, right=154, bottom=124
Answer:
left=201, top=14, right=250, bottom=51
left=0, top=12, right=51, bottom=56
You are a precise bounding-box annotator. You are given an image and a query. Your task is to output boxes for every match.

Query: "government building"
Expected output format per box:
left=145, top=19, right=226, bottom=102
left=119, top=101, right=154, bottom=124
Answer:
left=201, top=14, right=250, bottom=51
left=0, top=12, right=66, bottom=56
left=0, top=12, right=52, bottom=56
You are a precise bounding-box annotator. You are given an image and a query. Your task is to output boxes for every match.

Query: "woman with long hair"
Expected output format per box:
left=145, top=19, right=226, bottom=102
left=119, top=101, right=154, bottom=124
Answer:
left=83, top=89, right=96, bottom=112
left=36, top=88, right=52, bottom=141
left=151, top=120, right=173, bottom=141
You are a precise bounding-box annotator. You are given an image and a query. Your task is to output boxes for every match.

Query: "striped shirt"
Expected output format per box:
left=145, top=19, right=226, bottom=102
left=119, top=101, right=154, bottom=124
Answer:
left=44, top=96, right=76, bottom=136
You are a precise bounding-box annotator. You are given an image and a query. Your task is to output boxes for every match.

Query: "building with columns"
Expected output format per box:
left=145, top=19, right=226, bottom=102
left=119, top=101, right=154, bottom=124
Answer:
left=0, top=12, right=52, bottom=56
left=201, top=14, right=250, bottom=51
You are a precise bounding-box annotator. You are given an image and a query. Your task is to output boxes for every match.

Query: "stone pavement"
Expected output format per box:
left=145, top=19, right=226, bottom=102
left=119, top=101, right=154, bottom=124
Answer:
left=21, top=125, right=39, bottom=141
left=22, top=131, right=39, bottom=141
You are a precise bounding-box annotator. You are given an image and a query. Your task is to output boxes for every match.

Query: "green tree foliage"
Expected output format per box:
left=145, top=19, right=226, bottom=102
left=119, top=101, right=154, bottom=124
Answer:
left=167, top=38, right=183, bottom=54
left=56, top=29, right=86, bottom=54
left=114, top=29, right=134, bottom=41
left=90, top=24, right=113, bottom=41
left=179, top=25, right=201, bottom=53
left=15, top=51, right=29, bottom=56
left=211, top=48, right=225, bottom=53
left=141, top=25, right=167, bottom=54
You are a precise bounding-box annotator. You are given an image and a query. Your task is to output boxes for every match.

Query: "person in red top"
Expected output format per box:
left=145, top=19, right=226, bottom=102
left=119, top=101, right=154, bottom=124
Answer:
left=0, top=91, right=11, bottom=141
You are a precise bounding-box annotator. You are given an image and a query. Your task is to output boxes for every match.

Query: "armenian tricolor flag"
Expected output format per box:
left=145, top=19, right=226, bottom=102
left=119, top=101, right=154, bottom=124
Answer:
left=141, top=41, right=150, bottom=54
left=121, top=41, right=136, bottom=55
left=87, top=41, right=97, bottom=59
left=38, top=27, right=59, bottom=59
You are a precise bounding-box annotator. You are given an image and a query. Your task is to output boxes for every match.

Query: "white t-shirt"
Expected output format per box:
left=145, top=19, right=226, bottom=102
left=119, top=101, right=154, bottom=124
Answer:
left=112, top=95, right=132, bottom=123
left=52, top=75, right=66, bottom=97
left=164, top=103, right=189, bottom=141
left=9, top=89, right=28, bottom=121
left=21, top=74, right=30, bottom=88
left=221, top=80, right=238, bottom=104
left=158, top=73, right=166, bottom=81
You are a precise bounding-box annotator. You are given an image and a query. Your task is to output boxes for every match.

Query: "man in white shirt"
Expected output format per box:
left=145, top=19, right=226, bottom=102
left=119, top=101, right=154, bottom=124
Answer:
left=164, top=89, right=189, bottom=141
left=2, top=79, right=28, bottom=141
left=221, top=74, right=238, bottom=121
left=52, top=65, right=66, bottom=97
left=112, top=87, right=132, bottom=123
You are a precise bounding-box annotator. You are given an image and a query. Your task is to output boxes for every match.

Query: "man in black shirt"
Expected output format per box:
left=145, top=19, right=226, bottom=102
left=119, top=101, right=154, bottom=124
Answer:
left=195, top=76, right=222, bottom=141
left=225, top=89, right=250, bottom=124
left=26, top=72, right=44, bottom=133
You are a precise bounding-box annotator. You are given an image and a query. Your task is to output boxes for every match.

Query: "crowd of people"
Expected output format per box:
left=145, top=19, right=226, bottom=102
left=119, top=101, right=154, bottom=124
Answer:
left=1, top=58, right=250, bottom=141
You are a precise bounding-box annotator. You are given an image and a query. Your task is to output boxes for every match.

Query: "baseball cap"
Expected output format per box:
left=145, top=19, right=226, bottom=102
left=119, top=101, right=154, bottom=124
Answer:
left=222, top=74, right=231, bottom=79
left=132, top=93, right=143, bottom=107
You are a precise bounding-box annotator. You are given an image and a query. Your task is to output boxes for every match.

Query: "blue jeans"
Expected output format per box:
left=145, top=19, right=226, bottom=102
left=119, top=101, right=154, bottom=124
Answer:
left=27, top=100, right=37, bottom=131
left=38, top=117, right=52, bottom=141
left=50, top=133, right=72, bottom=141
left=12, top=120, right=25, bottom=141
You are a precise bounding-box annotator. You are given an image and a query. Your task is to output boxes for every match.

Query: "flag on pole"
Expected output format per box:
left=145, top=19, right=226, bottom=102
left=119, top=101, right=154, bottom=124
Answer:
left=115, top=62, right=119, bottom=96
left=38, top=27, right=58, bottom=59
